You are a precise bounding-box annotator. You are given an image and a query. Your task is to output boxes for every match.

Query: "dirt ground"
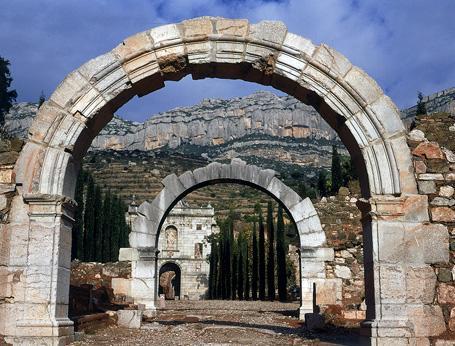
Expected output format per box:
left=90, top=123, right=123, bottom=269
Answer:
left=71, top=300, right=367, bottom=346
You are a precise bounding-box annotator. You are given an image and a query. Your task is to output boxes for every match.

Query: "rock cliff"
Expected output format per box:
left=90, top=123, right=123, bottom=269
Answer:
left=4, top=91, right=336, bottom=150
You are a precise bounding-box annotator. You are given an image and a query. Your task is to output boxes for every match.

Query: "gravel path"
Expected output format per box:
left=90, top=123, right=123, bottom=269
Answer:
left=71, top=300, right=367, bottom=345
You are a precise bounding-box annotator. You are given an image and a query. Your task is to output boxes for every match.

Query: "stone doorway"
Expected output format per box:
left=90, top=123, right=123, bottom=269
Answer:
left=159, top=262, right=181, bottom=300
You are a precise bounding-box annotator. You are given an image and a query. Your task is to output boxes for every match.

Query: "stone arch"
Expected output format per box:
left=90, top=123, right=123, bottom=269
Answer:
left=16, top=17, right=415, bottom=198
left=126, top=159, right=332, bottom=319
left=1, top=17, right=442, bottom=345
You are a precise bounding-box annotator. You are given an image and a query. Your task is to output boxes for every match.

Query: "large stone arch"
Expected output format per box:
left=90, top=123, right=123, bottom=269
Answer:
left=1, top=17, right=443, bottom=345
left=121, top=159, right=332, bottom=320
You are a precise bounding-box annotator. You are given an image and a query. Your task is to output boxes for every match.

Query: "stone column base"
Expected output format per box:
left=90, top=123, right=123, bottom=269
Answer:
left=6, top=318, right=74, bottom=346
left=361, top=319, right=425, bottom=346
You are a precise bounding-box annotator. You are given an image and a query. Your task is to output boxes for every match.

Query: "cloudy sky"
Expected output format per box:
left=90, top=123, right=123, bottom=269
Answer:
left=1, top=0, right=454, bottom=121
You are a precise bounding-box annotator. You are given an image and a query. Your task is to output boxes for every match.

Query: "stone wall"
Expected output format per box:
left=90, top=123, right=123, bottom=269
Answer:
left=408, top=112, right=455, bottom=338
left=401, top=87, right=455, bottom=120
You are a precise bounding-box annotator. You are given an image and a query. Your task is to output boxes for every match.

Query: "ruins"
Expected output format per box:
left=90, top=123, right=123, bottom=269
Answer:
left=0, top=17, right=452, bottom=345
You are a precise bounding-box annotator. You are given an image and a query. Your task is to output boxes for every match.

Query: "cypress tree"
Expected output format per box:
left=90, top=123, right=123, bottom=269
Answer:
left=276, top=205, right=287, bottom=302
left=231, top=236, right=238, bottom=300
left=251, top=221, right=258, bottom=300
left=83, top=175, right=95, bottom=261
left=416, top=91, right=426, bottom=115
left=101, top=190, right=112, bottom=263
left=225, top=216, right=233, bottom=299
left=258, top=209, right=266, bottom=301
left=267, top=201, right=275, bottom=301
left=72, top=169, right=85, bottom=261
left=0, top=56, right=17, bottom=127
left=244, top=230, right=250, bottom=300
left=118, top=199, right=129, bottom=248
left=209, top=237, right=217, bottom=299
left=331, top=145, right=342, bottom=194
left=110, top=195, right=121, bottom=262
left=93, top=185, right=103, bottom=262
left=217, top=228, right=224, bottom=299
left=317, top=170, right=328, bottom=197
left=237, top=233, right=244, bottom=300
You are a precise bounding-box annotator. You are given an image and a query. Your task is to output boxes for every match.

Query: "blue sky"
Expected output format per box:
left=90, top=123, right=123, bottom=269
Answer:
left=1, top=0, right=454, bottom=121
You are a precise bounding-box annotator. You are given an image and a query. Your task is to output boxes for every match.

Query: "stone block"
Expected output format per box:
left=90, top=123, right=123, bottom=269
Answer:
left=300, top=63, right=336, bottom=97
left=407, top=305, right=446, bottom=337
left=344, top=66, right=383, bottom=105
left=150, top=24, right=182, bottom=48
left=440, top=185, right=455, bottom=198
left=406, top=266, right=437, bottom=304
left=215, top=18, right=249, bottom=37
left=113, top=31, right=153, bottom=62
left=418, top=180, right=436, bottom=194
left=178, top=171, right=196, bottom=190
left=300, top=247, right=334, bottom=262
left=431, top=197, right=455, bottom=207
left=334, top=265, right=352, bottom=279
left=289, top=198, right=317, bottom=222
left=282, top=32, right=315, bottom=57
left=368, top=94, right=405, bottom=135
left=248, top=20, right=287, bottom=46
left=275, top=51, right=307, bottom=81
left=182, top=18, right=213, bottom=39
left=379, top=264, right=406, bottom=303
left=408, top=129, right=426, bottom=142
left=119, top=248, right=138, bottom=261
left=112, top=278, right=131, bottom=296
left=117, top=309, right=142, bottom=329
left=431, top=207, right=455, bottom=222
left=311, top=44, right=352, bottom=78
left=437, top=283, right=455, bottom=304
left=412, top=141, right=444, bottom=160
left=49, top=71, right=92, bottom=111
left=414, top=160, right=427, bottom=174
left=161, top=173, right=185, bottom=198
left=0, top=168, right=14, bottom=184
left=419, top=173, right=444, bottom=180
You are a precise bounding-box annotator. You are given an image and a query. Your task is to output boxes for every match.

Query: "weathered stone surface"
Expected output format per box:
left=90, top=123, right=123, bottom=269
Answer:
left=334, top=265, right=352, bottom=279
left=431, top=197, right=455, bottom=207
left=437, top=268, right=452, bottom=283
left=406, top=266, right=437, bottom=304
left=414, top=160, right=427, bottom=174
left=408, top=129, right=426, bottom=142
left=413, top=141, right=445, bottom=160
left=431, top=207, right=455, bottom=222
left=418, top=180, right=436, bottom=194
left=437, top=283, right=455, bottom=304
left=439, top=185, right=455, bottom=198
left=407, top=305, right=446, bottom=337
left=117, top=309, right=142, bottom=328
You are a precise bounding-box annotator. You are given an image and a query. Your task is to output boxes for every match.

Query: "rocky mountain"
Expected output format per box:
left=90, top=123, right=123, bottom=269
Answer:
left=4, top=91, right=337, bottom=150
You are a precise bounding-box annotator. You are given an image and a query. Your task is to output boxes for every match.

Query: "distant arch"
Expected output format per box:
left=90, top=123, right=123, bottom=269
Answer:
left=129, top=159, right=332, bottom=319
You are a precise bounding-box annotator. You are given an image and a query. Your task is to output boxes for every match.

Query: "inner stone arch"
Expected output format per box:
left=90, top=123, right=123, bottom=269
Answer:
left=121, top=159, right=333, bottom=319
left=2, top=16, right=437, bottom=345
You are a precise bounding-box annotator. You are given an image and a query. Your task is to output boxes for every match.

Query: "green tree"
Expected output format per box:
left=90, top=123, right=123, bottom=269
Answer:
left=208, top=235, right=218, bottom=299
left=109, top=195, right=121, bottom=262
left=276, top=205, right=287, bottom=301
left=93, top=185, right=104, bottom=262
left=258, top=209, right=266, bottom=300
left=0, top=57, right=17, bottom=127
left=231, top=233, right=238, bottom=300
left=244, top=233, right=250, bottom=300
left=237, top=233, right=244, bottom=300
left=72, top=169, right=85, bottom=261
left=331, top=145, right=342, bottom=194
left=83, top=175, right=95, bottom=261
left=317, top=170, right=328, bottom=197
left=267, top=201, right=275, bottom=301
left=38, top=91, right=45, bottom=108
left=416, top=91, right=426, bottom=115
left=118, top=198, right=129, bottom=249
left=101, top=190, right=112, bottom=262
left=251, top=221, right=258, bottom=300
